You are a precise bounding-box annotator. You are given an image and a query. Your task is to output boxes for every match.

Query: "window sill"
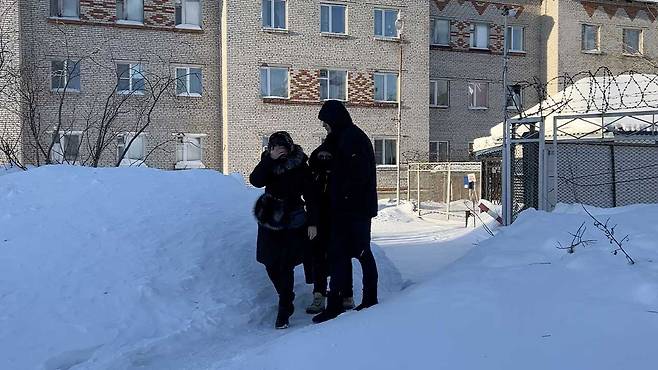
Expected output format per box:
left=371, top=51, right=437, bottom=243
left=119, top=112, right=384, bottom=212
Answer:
left=48, top=16, right=80, bottom=21
left=622, top=52, right=643, bottom=57
left=176, top=24, right=202, bottom=31
left=116, top=20, right=144, bottom=26
left=321, top=32, right=349, bottom=39
left=430, top=43, right=451, bottom=48
left=469, top=107, right=488, bottom=111
left=581, top=50, right=602, bottom=55
left=430, top=105, right=449, bottom=109
left=374, top=36, right=401, bottom=43
left=51, top=88, right=80, bottom=94
left=175, top=160, right=206, bottom=170
left=469, top=47, right=490, bottom=51
left=262, top=27, right=289, bottom=34
left=374, top=100, right=399, bottom=104
left=176, top=93, right=203, bottom=98
left=117, top=90, right=145, bottom=96
left=508, top=50, right=526, bottom=54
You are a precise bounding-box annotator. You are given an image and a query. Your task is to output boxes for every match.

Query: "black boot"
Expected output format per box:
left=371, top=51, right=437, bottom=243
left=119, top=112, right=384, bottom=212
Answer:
left=312, top=293, right=344, bottom=323
left=275, top=295, right=295, bottom=329
left=355, top=291, right=378, bottom=311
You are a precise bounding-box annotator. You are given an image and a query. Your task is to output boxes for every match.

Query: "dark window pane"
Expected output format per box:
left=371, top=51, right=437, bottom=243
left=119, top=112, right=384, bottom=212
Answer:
left=332, top=5, right=345, bottom=33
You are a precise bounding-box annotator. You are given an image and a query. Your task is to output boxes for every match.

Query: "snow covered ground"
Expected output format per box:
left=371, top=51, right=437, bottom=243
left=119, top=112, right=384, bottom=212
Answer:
left=2, top=166, right=657, bottom=369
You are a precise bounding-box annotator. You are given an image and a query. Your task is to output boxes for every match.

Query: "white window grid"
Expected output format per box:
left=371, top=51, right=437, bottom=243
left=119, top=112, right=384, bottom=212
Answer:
left=175, top=0, right=202, bottom=28
left=176, top=134, right=206, bottom=163
left=506, top=84, right=523, bottom=111
left=116, top=0, right=144, bottom=23
left=374, top=72, right=398, bottom=103
left=51, top=59, right=80, bottom=92
left=622, top=28, right=643, bottom=55
left=581, top=24, right=600, bottom=52
left=117, top=63, right=145, bottom=94
left=374, top=138, right=398, bottom=166
left=51, top=131, right=82, bottom=164
left=319, top=69, right=348, bottom=101
left=262, top=0, right=287, bottom=30
left=507, top=25, right=524, bottom=52
left=374, top=8, right=400, bottom=39
left=431, top=18, right=451, bottom=46
left=469, top=23, right=489, bottom=49
left=260, top=66, right=290, bottom=98
left=429, top=141, right=450, bottom=162
left=320, top=3, right=347, bottom=34
left=117, top=132, right=147, bottom=161
left=175, top=66, right=202, bottom=97
left=430, top=79, right=449, bottom=107
left=51, top=0, right=80, bottom=18
left=468, top=81, right=488, bottom=109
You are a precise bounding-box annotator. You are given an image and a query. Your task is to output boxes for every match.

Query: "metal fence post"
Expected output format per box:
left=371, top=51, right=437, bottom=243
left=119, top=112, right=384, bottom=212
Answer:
left=446, top=163, right=452, bottom=220
left=417, top=164, right=421, bottom=217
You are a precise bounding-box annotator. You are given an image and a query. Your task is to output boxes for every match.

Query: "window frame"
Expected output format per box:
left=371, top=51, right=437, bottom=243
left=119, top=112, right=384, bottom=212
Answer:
left=50, top=131, right=83, bottom=164
left=50, top=0, right=80, bottom=19
left=260, top=66, right=290, bottom=99
left=320, top=2, right=347, bottom=35
left=468, top=81, right=489, bottom=110
left=117, top=132, right=147, bottom=165
left=319, top=69, right=348, bottom=101
left=373, top=137, right=398, bottom=167
left=373, top=72, right=399, bottom=103
left=581, top=24, right=600, bottom=53
left=116, top=0, right=144, bottom=24
left=430, top=79, right=450, bottom=108
left=431, top=18, right=451, bottom=46
left=116, top=62, right=145, bottom=95
left=175, top=0, right=202, bottom=29
left=506, top=25, right=524, bottom=52
left=506, top=84, right=523, bottom=111
left=374, top=8, right=400, bottom=39
left=175, top=133, right=206, bottom=169
left=429, top=141, right=450, bottom=162
left=51, top=59, right=81, bottom=92
left=622, top=28, right=643, bottom=56
left=262, top=0, right=288, bottom=30
left=469, top=22, right=490, bottom=50
left=175, top=66, right=203, bottom=97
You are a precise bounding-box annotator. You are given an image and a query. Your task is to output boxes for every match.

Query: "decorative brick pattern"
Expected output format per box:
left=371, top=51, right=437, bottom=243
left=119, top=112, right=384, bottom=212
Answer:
left=580, top=1, right=658, bottom=22
left=145, top=0, right=175, bottom=27
left=434, top=0, right=524, bottom=18
left=452, top=21, right=470, bottom=51
left=290, top=69, right=320, bottom=101
left=349, top=72, right=374, bottom=106
left=489, top=24, right=504, bottom=54
left=80, top=0, right=116, bottom=23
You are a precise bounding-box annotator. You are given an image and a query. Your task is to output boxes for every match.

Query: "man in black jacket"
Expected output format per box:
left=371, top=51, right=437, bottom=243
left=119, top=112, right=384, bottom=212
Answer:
left=312, top=100, right=379, bottom=324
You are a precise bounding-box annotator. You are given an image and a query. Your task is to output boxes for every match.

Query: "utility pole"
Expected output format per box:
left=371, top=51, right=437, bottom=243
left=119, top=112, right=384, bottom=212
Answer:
left=395, top=17, right=404, bottom=205
left=501, top=6, right=516, bottom=225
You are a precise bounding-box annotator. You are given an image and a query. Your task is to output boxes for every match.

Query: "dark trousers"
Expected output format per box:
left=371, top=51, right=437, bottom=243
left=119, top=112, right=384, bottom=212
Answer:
left=311, top=242, right=353, bottom=297
left=328, top=217, right=378, bottom=301
left=265, top=265, right=295, bottom=307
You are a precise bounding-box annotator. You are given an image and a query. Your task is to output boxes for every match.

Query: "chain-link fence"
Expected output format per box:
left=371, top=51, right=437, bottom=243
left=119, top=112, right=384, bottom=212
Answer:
left=407, top=162, right=482, bottom=220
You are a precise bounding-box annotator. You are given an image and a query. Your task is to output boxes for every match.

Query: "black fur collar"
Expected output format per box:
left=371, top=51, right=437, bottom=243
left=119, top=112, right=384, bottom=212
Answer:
left=270, top=145, right=307, bottom=175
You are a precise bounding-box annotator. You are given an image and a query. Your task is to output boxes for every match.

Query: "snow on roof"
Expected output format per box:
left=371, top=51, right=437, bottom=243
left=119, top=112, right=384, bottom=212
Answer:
left=474, top=73, right=658, bottom=152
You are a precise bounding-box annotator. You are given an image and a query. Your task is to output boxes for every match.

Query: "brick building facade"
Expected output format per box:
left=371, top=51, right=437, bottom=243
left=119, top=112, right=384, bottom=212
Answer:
left=2, top=0, right=655, bottom=190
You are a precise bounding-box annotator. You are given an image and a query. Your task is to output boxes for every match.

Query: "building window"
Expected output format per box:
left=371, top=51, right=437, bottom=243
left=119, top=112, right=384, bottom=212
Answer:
left=117, top=133, right=146, bottom=164
left=374, top=138, right=397, bottom=166
left=623, top=28, right=642, bottom=55
left=468, top=81, right=488, bottom=109
left=262, top=0, right=286, bottom=29
left=175, top=134, right=205, bottom=169
left=469, top=23, right=489, bottom=49
left=321, top=3, right=346, bottom=34
left=175, top=0, right=201, bottom=27
left=319, top=69, right=347, bottom=101
left=51, top=132, right=81, bottom=163
left=582, top=24, right=600, bottom=52
left=175, top=67, right=202, bottom=97
left=50, top=0, right=79, bottom=18
left=374, top=73, right=398, bottom=102
left=117, top=63, right=145, bottom=94
left=429, top=141, right=449, bottom=162
left=260, top=67, right=289, bottom=98
left=506, top=84, right=522, bottom=111
left=374, top=8, right=399, bottom=38
left=116, top=0, right=143, bottom=23
left=431, top=18, right=450, bottom=46
left=51, top=60, right=81, bottom=91
left=430, top=79, right=449, bottom=107
left=507, top=26, right=524, bottom=52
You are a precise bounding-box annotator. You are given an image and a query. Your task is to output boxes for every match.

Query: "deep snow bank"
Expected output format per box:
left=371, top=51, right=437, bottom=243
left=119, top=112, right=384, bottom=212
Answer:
left=0, top=166, right=402, bottom=370
left=221, top=204, right=658, bottom=370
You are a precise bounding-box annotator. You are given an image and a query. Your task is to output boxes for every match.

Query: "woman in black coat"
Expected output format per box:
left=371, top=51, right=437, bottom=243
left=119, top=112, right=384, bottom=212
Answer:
left=249, top=131, right=315, bottom=329
left=304, top=136, right=354, bottom=314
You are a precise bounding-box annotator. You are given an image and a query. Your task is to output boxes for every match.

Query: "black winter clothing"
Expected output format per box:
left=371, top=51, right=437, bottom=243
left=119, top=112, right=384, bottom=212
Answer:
left=250, top=145, right=314, bottom=269
left=318, top=100, right=378, bottom=219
